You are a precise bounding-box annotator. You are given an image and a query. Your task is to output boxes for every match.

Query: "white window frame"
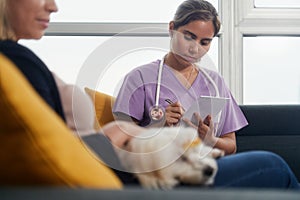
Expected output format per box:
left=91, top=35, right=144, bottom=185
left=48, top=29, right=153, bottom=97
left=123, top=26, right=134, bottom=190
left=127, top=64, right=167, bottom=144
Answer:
left=46, top=23, right=169, bottom=37
left=220, top=0, right=300, bottom=103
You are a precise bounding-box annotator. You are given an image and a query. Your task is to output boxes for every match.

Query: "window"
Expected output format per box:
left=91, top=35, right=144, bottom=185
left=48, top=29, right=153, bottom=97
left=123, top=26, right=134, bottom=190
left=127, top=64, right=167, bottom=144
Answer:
left=53, top=0, right=180, bottom=23
left=21, top=35, right=218, bottom=96
left=22, top=1, right=300, bottom=104
left=22, top=0, right=219, bottom=97
left=254, top=0, right=300, bottom=8
left=52, top=0, right=218, bottom=22
left=224, top=0, right=300, bottom=104
left=243, top=36, right=300, bottom=104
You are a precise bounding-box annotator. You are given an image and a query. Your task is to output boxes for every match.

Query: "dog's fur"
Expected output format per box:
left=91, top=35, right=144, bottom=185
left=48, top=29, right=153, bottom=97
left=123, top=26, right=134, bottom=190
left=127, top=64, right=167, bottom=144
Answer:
left=116, top=127, right=224, bottom=189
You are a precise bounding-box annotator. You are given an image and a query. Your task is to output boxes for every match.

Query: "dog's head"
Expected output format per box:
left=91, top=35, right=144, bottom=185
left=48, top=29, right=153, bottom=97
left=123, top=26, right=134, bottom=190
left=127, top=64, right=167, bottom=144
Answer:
left=169, top=129, right=224, bottom=187
left=116, top=127, right=224, bottom=189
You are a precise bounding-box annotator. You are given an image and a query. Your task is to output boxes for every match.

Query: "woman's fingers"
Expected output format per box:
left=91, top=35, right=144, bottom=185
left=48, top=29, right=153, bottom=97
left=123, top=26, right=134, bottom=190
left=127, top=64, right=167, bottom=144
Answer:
left=165, top=102, right=185, bottom=126
left=203, top=114, right=212, bottom=126
left=182, top=117, right=198, bottom=129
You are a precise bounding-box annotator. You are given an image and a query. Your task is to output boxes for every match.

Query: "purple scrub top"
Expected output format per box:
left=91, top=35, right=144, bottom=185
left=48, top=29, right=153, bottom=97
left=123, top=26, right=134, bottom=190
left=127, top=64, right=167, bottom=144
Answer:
left=113, top=59, right=248, bottom=136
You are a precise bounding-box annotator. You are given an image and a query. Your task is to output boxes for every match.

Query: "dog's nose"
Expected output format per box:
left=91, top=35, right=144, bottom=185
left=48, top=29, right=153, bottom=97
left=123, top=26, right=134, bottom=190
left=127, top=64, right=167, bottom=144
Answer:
left=203, top=166, right=214, bottom=177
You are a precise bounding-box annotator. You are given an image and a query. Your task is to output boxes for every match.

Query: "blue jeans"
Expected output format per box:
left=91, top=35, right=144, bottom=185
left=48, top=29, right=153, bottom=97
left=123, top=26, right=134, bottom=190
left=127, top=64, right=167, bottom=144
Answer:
left=214, top=151, right=300, bottom=189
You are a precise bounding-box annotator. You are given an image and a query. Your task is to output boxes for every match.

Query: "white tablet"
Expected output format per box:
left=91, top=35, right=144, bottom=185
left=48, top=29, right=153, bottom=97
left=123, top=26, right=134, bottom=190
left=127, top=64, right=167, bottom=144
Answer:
left=181, top=95, right=229, bottom=125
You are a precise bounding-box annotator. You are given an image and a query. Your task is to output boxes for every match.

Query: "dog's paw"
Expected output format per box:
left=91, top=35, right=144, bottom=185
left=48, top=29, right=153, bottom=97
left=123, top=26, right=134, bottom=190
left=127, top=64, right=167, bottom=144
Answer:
left=210, top=148, right=225, bottom=159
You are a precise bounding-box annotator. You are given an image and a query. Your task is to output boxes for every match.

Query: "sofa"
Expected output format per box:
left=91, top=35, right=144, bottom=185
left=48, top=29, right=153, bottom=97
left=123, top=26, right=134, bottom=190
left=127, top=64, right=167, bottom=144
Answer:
left=0, top=53, right=299, bottom=199
left=236, top=105, right=300, bottom=181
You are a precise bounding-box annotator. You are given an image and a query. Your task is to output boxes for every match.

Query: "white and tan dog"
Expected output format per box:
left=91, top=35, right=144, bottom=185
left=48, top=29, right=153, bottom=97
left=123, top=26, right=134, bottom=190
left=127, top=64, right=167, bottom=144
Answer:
left=116, top=127, right=224, bottom=189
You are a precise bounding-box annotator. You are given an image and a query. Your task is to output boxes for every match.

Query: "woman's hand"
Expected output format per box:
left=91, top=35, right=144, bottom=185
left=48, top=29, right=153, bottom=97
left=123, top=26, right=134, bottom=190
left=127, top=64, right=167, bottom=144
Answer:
left=164, top=101, right=185, bottom=126
left=183, top=112, right=217, bottom=147
left=183, top=112, right=237, bottom=154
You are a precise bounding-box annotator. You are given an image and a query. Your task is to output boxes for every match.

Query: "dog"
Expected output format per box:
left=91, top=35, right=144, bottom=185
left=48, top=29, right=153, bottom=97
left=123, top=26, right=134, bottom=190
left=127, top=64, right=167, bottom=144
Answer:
left=115, top=127, right=224, bottom=189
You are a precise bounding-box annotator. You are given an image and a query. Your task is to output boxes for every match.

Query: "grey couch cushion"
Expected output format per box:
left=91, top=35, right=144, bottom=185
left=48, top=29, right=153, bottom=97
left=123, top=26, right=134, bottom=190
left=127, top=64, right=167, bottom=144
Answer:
left=236, top=105, right=300, bottom=180
left=237, top=105, right=300, bottom=136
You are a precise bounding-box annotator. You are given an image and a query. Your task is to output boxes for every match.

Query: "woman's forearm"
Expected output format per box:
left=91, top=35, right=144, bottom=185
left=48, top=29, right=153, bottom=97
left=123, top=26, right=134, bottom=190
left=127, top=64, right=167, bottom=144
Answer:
left=214, top=132, right=237, bottom=155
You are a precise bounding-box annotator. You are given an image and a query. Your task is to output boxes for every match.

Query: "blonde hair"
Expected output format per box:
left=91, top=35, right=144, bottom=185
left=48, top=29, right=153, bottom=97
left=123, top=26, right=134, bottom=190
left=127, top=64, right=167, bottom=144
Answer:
left=0, top=0, right=16, bottom=40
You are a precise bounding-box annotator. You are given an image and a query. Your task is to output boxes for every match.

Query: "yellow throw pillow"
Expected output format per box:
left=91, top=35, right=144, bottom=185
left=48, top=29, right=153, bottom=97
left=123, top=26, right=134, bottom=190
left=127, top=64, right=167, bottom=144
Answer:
left=84, top=87, right=116, bottom=130
left=0, top=54, right=122, bottom=188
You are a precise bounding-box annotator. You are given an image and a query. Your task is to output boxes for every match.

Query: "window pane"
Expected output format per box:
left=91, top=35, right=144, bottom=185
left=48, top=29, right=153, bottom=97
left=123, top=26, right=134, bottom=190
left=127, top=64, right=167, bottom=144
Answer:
left=243, top=37, right=300, bottom=104
left=21, top=36, right=108, bottom=84
left=52, top=0, right=218, bottom=23
left=20, top=36, right=218, bottom=96
left=254, top=0, right=300, bottom=8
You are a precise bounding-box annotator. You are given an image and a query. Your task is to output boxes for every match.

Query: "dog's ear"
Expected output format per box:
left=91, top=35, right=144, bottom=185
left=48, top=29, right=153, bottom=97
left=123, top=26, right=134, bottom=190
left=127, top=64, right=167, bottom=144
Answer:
left=183, top=137, right=201, bottom=150
left=210, top=148, right=225, bottom=159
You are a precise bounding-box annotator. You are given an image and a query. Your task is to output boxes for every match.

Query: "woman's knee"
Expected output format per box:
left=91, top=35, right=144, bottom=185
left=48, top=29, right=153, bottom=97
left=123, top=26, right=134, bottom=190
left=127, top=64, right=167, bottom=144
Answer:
left=246, top=151, right=289, bottom=168
left=215, top=151, right=299, bottom=188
